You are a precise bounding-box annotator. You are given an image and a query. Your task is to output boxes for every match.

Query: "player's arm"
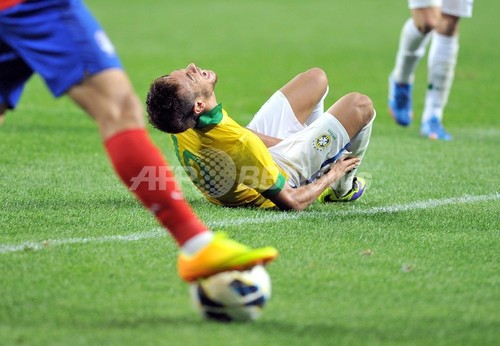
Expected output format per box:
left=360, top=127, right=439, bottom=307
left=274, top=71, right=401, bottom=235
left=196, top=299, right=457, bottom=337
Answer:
left=247, top=128, right=282, bottom=148
left=269, top=156, right=360, bottom=211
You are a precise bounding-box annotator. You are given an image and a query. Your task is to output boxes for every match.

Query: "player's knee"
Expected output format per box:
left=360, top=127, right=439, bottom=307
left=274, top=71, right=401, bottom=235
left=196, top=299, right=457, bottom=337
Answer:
left=415, top=17, right=437, bottom=34
left=437, top=14, right=460, bottom=36
left=418, top=22, right=436, bottom=34
left=300, top=67, right=328, bottom=94
left=98, top=92, right=145, bottom=137
left=110, top=92, right=141, bottom=120
left=116, top=92, right=144, bottom=127
left=307, top=67, right=328, bottom=86
left=347, top=92, right=374, bottom=125
left=412, top=7, right=440, bottom=34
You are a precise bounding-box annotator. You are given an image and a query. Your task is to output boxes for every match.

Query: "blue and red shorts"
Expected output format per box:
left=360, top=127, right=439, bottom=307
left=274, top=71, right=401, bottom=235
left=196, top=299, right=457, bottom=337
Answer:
left=0, top=0, right=122, bottom=109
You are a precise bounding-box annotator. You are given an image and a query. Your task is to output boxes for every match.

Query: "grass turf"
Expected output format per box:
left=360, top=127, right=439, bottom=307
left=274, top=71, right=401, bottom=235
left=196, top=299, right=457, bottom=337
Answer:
left=0, top=0, right=499, bottom=345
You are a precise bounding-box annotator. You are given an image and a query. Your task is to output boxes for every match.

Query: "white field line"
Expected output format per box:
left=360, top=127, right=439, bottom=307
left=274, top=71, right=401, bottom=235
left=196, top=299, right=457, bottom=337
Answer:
left=207, top=193, right=500, bottom=227
left=1, top=193, right=498, bottom=255
left=0, top=230, right=163, bottom=255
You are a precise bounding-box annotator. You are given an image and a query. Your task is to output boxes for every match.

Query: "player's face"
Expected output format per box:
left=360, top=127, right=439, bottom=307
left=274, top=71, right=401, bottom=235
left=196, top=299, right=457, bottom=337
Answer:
left=171, top=63, right=218, bottom=96
left=186, top=63, right=218, bottom=86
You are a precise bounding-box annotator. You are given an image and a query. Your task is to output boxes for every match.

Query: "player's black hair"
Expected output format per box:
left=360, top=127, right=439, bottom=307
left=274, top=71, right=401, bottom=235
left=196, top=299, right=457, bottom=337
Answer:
left=146, top=75, right=198, bottom=134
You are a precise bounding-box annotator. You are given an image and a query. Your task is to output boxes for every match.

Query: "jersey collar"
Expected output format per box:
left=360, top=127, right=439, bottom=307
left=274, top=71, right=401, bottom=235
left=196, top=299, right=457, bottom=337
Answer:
left=195, top=103, right=223, bottom=128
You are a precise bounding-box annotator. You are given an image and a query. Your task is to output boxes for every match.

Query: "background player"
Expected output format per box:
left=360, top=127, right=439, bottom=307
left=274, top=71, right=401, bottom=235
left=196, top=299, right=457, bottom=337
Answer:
left=388, top=0, right=474, bottom=140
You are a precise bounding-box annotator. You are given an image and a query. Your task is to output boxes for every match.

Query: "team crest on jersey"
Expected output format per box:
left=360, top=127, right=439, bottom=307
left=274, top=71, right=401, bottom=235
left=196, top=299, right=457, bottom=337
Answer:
left=313, top=134, right=331, bottom=151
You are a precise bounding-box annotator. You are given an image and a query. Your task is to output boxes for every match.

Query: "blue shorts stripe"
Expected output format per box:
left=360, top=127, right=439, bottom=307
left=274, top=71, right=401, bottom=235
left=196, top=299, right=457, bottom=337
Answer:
left=303, top=142, right=351, bottom=185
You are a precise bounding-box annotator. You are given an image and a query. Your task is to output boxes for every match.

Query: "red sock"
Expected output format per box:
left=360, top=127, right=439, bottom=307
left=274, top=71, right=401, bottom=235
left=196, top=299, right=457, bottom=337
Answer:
left=104, top=128, right=208, bottom=246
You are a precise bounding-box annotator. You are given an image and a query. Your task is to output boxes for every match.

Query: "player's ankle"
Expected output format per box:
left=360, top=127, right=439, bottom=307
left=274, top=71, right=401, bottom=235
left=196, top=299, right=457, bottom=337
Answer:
left=181, top=231, right=214, bottom=256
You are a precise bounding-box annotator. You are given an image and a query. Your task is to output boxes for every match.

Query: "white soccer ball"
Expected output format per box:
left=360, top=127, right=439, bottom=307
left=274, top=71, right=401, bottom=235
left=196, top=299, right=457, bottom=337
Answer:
left=189, top=265, right=272, bottom=322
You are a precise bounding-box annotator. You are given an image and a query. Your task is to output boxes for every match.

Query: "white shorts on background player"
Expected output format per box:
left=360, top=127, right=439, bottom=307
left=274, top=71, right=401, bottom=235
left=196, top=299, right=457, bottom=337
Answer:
left=408, top=0, right=474, bottom=17
left=247, top=90, right=351, bottom=189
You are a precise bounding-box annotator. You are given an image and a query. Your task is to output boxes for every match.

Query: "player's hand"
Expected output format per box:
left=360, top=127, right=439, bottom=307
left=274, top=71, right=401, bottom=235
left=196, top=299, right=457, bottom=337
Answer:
left=326, top=156, right=360, bottom=182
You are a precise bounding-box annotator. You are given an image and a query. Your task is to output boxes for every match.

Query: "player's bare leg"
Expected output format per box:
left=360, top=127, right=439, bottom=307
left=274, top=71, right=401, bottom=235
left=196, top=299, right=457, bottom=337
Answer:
left=326, top=92, right=374, bottom=139
left=280, top=67, right=329, bottom=125
left=67, top=69, right=143, bottom=139
left=412, top=7, right=440, bottom=34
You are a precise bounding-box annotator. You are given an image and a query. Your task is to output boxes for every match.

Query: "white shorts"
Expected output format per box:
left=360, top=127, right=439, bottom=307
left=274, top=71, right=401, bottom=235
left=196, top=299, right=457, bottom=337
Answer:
left=247, top=91, right=307, bottom=139
left=408, top=0, right=474, bottom=17
left=247, top=91, right=350, bottom=188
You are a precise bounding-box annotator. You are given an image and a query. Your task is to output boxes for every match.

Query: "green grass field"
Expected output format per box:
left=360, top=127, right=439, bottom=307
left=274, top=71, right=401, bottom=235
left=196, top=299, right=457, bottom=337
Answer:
left=1, top=0, right=499, bottom=345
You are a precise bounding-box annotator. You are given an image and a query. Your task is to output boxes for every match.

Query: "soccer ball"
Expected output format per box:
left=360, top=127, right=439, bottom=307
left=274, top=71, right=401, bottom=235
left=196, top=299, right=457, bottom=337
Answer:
left=189, top=265, right=272, bottom=322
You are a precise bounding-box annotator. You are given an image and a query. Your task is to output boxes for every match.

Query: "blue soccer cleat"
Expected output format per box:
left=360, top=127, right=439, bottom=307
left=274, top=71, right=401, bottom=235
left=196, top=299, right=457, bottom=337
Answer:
left=388, top=75, right=413, bottom=127
left=420, top=116, right=452, bottom=141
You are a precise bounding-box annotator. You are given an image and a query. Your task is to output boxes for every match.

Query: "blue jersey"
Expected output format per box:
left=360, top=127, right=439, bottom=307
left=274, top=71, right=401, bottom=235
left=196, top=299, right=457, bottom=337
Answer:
left=0, top=0, right=121, bottom=109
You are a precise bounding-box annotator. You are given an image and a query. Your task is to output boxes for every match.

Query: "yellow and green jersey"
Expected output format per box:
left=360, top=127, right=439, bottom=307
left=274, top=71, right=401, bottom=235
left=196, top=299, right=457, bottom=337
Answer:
left=170, top=104, right=287, bottom=208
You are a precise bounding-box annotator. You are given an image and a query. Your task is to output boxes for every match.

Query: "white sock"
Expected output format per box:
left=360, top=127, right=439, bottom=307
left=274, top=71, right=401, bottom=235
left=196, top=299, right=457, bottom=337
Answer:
left=392, top=18, right=432, bottom=83
left=181, top=231, right=214, bottom=256
left=422, top=32, right=459, bottom=123
left=305, top=86, right=329, bottom=125
left=332, top=111, right=375, bottom=197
